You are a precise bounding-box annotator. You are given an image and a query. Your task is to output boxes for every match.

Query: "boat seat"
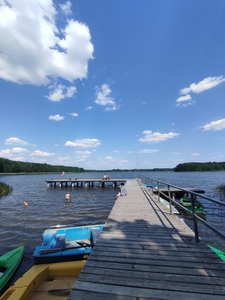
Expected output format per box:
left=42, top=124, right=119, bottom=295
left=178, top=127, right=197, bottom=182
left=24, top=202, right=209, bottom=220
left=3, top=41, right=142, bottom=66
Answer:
left=54, top=234, right=66, bottom=249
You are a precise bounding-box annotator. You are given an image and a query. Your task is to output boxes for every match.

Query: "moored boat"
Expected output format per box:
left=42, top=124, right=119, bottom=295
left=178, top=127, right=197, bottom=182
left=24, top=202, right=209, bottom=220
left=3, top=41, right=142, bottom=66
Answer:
left=180, top=196, right=204, bottom=213
left=0, top=245, right=24, bottom=291
left=208, top=245, right=225, bottom=262
left=0, top=260, right=85, bottom=300
left=33, top=224, right=104, bottom=264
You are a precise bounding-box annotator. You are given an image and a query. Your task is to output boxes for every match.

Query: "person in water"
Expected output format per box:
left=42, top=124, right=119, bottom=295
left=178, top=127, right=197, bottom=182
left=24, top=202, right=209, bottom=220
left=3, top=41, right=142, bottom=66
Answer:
left=23, top=201, right=28, bottom=206
left=65, top=192, right=71, bottom=202
left=116, top=183, right=127, bottom=200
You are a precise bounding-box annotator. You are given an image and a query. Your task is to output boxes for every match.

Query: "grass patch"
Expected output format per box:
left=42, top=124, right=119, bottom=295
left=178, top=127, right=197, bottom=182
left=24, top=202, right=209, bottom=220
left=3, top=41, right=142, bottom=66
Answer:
left=0, top=182, right=13, bottom=197
left=216, top=184, right=225, bottom=200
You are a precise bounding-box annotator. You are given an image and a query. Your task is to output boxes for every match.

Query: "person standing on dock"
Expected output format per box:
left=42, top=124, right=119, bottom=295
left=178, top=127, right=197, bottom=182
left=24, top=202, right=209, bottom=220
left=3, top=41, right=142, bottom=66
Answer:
left=116, top=183, right=127, bottom=200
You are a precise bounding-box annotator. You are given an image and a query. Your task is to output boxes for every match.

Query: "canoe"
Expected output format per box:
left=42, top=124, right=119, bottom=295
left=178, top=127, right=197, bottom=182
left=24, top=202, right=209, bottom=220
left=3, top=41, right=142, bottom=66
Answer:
left=33, top=224, right=104, bottom=264
left=180, top=196, right=204, bottom=213
left=0, top=260, right=85, bottom=300
left=0, top=245, right=24, bottom=291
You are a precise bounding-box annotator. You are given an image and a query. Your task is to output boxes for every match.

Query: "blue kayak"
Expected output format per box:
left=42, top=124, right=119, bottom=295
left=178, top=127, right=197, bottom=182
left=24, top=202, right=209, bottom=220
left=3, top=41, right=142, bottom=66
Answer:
left=33, top=224, right=104, bottom=264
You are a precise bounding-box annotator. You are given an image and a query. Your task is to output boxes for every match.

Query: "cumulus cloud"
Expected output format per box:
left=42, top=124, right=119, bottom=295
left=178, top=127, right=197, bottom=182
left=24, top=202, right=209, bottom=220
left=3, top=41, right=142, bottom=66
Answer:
left=95, top=84, right=118, bottom=111
left=175, top=95, right=193, bottom=107
left=138, top=149, right=161, bottom=153
left=65, top=138, right=101, bottom=148
left=70, top=112, right=78, bottom=117
left=180, top=76, right=225, bottom=95
left=203, top=118, right=225, bottom=131
left=49, top=114, right=64, bottom=121
left=86, top=106, right=92, bottom=110
left=138, top=130, right=179, bottom=143
left=5, top=137, right=30, bottom=146
left=176, top=76, right=225, bottom=107
left=0, top=147, right=28, bottom=155
left=46, top=84, right=76, bottom=101
left=59, top=1, right=72, bottom=15
left=0, top=0, right=94, bottom=86
left=75, top=150, right=92, bottom=155
left=30, top=150, right=56, bottom=156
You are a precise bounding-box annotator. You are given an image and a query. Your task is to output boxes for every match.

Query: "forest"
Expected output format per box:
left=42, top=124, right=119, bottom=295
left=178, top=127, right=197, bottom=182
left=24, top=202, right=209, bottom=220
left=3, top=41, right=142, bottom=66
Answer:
left=173, top=162, right=225, bottom=172
left=0, top=158, right=84, bottom=174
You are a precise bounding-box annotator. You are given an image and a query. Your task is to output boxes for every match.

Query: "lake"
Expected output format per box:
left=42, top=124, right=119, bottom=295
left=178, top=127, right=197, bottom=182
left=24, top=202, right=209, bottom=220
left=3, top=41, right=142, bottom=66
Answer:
left=0, top=171, right=225, bottom=293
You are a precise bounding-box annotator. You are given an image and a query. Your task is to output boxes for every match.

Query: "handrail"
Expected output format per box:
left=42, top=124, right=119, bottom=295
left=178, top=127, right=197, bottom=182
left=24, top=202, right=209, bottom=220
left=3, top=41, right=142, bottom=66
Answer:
left=138, top=174, right=225, bottom=243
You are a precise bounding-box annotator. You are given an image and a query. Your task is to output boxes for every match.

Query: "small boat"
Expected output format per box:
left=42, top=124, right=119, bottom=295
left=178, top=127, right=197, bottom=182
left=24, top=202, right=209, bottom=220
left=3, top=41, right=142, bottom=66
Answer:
left=180, top=196, right=204, bottom=213
left=208, top=245, right=225, bottom=262
left=0, top=260, right=85, bottom=300
left=0, top=245, right=24, bottom=291
left=159, top=197, right=179, bottom=214
left=33, top=224, right=104, bottom=264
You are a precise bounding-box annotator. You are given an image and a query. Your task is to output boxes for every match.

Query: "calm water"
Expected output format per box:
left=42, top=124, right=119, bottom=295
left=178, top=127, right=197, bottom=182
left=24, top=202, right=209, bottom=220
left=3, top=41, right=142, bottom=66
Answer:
left=0, top=171, right=225, bottom=292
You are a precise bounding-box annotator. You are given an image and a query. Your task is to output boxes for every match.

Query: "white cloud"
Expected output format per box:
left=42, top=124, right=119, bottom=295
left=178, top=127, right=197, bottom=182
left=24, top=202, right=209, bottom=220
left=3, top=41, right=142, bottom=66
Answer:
left=95, top=84, right=118, bottom=110
left=0, top=0, right=93, bottom=85
left=49, top=114, right=64, bottom=121
left=46, top=84, right=76, bottom=101
left=0, top=147, right=28, bottom=155
left=191, top=153, right=199, bottom=156
left=138, top=130, right=179, bottom=143
left=86, top=106, right=92, bottom=110
left=65, top=138, right=101, bottom=148
left=70, top=112, right=78, bottom=117
left=30, top=150, right=56, bottom=157
left=75, top=150, right=92, bottom=154
left=203, top=118, right=225, bottom=131
left=175, top=95, right=192, bottom=107
left=138, top=149, right=161, bottom=154
left=5, top=137, right=29, bottom=146
left=59, top=1, right=72, bottom=15
left=180, top=76, right=225, bottom=95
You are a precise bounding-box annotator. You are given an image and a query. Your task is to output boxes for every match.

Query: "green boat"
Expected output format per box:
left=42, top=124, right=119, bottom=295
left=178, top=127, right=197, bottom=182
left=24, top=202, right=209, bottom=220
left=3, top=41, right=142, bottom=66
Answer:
left=180, top=196, right=204, bottom=213
left=208, top=245, right=225, bottom=262
left=0, top=245, right=24, bottom=291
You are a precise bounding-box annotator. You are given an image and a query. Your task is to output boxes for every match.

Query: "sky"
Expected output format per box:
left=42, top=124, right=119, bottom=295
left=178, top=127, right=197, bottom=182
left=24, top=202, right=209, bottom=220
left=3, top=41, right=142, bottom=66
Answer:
left=0, top=0, right=225, bottom=170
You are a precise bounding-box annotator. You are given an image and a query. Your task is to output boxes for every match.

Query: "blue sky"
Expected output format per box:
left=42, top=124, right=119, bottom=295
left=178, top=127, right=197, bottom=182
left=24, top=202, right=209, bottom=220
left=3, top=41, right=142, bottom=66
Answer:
left=0, top=0, right=225, bottom=170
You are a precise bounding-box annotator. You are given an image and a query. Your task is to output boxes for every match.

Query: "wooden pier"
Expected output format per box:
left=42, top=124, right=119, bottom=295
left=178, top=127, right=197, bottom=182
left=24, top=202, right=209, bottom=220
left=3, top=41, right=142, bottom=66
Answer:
left=68, top=179, right=225, bottom=300
left=46, top=179, right=126, bottom=188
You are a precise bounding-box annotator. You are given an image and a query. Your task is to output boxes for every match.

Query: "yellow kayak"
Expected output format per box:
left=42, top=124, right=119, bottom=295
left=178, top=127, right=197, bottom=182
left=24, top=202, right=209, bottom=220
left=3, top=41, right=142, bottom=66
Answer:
left=0, top=260, right=85, bottom=300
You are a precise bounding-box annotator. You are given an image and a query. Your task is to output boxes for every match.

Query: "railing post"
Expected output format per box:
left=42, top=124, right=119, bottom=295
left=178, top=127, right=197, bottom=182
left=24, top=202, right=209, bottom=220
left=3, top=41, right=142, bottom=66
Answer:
left=191, top=194, right=200, bottom=243
left=157, top=181, right=160, bottom=202
left=168, top=185, right=172, bottom=215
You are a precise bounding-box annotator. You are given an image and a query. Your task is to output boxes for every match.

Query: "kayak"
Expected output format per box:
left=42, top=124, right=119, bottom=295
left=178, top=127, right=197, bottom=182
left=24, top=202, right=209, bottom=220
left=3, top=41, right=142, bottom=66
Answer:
left=0, top=245, right=24, bottom=291
left=33, top=224, right=104, bottom=264
left=0, top=260, right=85, bottom=300
left=208, top=245, right=225, bottom=262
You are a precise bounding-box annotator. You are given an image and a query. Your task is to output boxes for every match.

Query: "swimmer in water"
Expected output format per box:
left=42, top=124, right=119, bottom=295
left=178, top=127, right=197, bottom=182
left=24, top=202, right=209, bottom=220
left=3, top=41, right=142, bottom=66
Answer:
left=23, top=201, right=28, bottom=206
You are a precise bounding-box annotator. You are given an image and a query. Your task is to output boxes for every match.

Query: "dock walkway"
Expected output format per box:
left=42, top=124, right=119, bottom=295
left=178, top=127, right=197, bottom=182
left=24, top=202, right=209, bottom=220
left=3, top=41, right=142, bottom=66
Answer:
left=69, top=179, right=225, bottom=300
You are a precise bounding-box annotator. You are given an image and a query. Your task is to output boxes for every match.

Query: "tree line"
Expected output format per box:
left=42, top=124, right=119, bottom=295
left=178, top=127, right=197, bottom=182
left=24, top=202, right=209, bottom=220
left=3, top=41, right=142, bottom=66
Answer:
left=173, top=162, right=225, bottom=172
left=0, top=158, right=84, bottom=174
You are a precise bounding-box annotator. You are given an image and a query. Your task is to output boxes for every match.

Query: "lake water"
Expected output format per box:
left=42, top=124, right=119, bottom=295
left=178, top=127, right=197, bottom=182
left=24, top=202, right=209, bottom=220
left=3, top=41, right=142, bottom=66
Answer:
left=0, top=171, right=225, bottom=293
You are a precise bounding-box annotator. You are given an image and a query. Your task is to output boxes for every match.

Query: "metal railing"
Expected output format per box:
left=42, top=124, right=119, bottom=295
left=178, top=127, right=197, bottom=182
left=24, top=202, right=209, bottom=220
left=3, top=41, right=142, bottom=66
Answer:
left=138, top=174, right=225, bottom=243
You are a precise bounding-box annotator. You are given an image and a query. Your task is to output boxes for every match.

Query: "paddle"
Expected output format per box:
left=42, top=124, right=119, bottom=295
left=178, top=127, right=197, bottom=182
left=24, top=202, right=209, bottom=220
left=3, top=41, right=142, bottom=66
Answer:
left=39, top=241, right=94, bottom=255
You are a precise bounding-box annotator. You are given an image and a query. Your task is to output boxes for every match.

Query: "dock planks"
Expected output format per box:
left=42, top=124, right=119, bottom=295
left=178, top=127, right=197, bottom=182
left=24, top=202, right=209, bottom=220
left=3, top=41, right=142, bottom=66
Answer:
left=68, top=179, right=225, bottom=300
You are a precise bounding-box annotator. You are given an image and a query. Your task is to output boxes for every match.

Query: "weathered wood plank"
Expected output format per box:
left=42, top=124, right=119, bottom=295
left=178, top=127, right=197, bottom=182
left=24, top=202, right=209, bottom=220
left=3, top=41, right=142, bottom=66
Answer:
left=69, top=179, right=225, bottom=300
